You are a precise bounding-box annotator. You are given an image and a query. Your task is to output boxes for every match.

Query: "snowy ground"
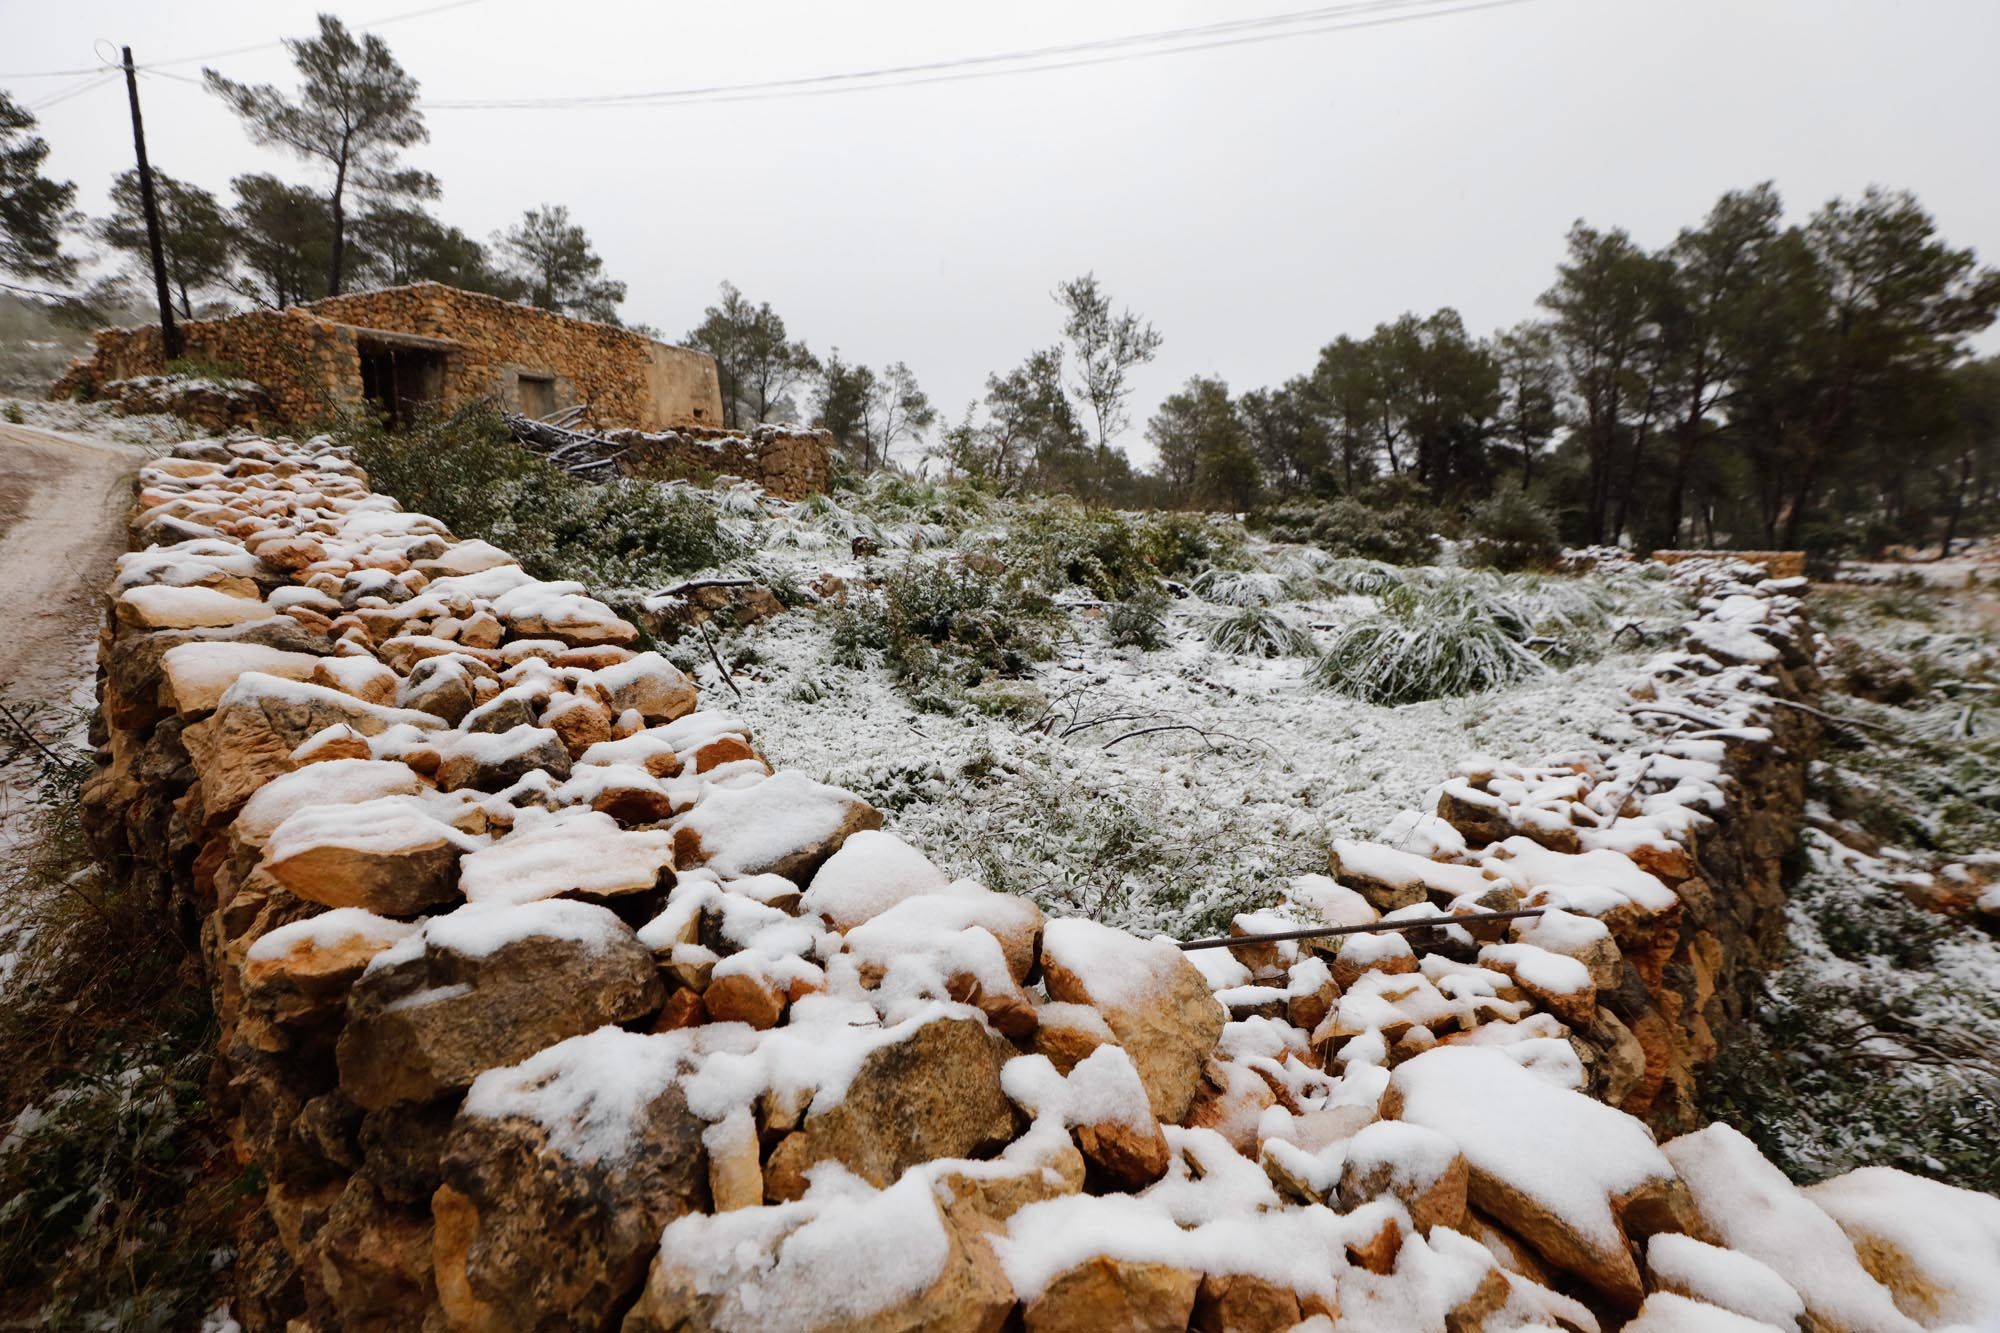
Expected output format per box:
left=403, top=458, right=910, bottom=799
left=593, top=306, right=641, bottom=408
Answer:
left=1707, top=577, right=2000, bottom=1192
left=659, top=481, right=1689, bottom=938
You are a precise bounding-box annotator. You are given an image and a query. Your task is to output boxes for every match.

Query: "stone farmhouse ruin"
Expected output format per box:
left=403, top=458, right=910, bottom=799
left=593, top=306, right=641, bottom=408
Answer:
left=54, top=281, right=724, bottom=432
left=53, top=281, right=837, bottom=498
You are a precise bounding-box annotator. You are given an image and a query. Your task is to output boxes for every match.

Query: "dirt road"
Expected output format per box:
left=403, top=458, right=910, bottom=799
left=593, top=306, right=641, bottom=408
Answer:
left=0, top=419, right=145, bottom=745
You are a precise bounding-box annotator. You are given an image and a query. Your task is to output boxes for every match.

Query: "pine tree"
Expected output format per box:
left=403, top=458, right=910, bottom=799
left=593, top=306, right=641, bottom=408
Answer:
left=497, top=205, right=624, bottom=320
left=100, top=169, right=234, bottom=317
left=685, top=282, right=817, bottom=427
left=205, top=14, right=431, bottom=296
left=0, top=91, right=77, bottom=283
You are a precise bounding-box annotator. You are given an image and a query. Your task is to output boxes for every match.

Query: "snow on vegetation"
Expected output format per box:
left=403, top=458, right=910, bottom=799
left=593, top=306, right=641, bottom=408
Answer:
left=1703, top=578, right=2000, bottom=1197
left=78, top=433, right=2000, bottom=1330
left=645, top=475, right=1686, bottom=937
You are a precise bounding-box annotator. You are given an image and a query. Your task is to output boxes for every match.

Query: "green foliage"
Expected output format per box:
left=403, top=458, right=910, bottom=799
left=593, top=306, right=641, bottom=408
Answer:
left=343, top=403, right=742, bottom=588
left=228, top=172, right=334, bottom=309
left=99, top=170, right=234, bottom=317
left=879, top=558, right=1056, bottom=686
left=1108, top=584, right=1171, bottom=650
left=0, top=92, right=78, bottom=282
left=1308, top=569, right=1610, bottom=704
left=1704, top=851, right=2000, bottom=1195
left=2, top=401, right=22, bottom=424
left=1306, top=557, right=1409, bottom=597
left=204, top=12, right=430, bottom=296
left=1312, top=602, right=1545, bottom=704
left=0, top=704, right=230, bottom=1326
left=1465, top=483, right=1562, bottom=571
left=164, top=355, right=250, bottom=385
left=499, top=204, right=626, bottom=324
left=1248, top=491, right=1448, bottom=565
left=684, top=281, right=819, bottom=428
left=1135, top=511, right=1244, bottom=578
left=989, top=501, right=1154, bottom=599
left=1190, top=568, right=1286, bottom=607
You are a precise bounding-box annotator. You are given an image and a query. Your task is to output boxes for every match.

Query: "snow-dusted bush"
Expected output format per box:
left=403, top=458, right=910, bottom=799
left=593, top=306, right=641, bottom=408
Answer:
left=878, top=558, right=1056, bottom=686
left=1108, top=584, right=1172, bottom=650
left=1204, top=605, right=1316, bottom=657
left=1312, top=597, right=1546, bottom=704
left=346, top=404, right=743, bottom=589
left=1464, top=483, right=1562, bottom=572
left=1248, top=489, right=1449, bottom=565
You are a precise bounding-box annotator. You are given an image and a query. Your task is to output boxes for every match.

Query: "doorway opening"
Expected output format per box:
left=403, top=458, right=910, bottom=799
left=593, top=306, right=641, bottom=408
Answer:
left=357, top=337, right=447, bottom=430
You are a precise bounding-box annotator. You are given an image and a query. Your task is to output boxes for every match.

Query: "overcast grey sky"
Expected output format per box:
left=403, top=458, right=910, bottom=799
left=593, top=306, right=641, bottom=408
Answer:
left=7, top=0, right=1999, bottom=465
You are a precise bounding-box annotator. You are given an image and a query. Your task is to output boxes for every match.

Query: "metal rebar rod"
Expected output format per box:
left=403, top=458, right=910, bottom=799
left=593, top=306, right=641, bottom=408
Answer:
left=1177, top=907, right=1546, bottom=951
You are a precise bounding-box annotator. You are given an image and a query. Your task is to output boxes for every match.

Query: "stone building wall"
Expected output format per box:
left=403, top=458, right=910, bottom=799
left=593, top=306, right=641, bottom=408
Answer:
left=50, top=282, right=723, bottom=432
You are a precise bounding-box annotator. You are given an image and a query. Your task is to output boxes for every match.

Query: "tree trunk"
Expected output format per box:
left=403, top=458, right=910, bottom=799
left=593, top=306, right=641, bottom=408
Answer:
left=1610, top=390, right=1659, bottom=547
left=326, top=155, right=350, bottom=297
left=1939, top=450, right=1972, bottom=559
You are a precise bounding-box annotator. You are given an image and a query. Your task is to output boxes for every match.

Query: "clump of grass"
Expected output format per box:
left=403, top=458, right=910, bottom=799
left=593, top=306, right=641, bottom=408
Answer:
left=1190, top=568, right=1285, bottom=607
left=1314, top=557, right=1408, bottom=597
left=1312, top=601, right=1546, bottom=703
left=1204, top=605, right=1316, bottom=658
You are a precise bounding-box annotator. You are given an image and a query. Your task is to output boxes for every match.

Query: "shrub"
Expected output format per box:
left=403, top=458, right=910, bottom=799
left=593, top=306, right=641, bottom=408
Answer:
left=1109, top=584, right=1172, bottom=650
left=879, top=558, right=1056, bottom=685
left=1464, top=484, right=1561, bottom=572
left=1312, top=599, right=1546, bottom=704
left=2, top=401, right=23, bottom=424
left=989, top=501, right=1154, bottom=599
left=1135, top=511, right=1244, bottom=579
left=1204, top=605, right=1316, bottom=657
left=496, top=471, right=743, bottom=587
left=1248, top=495, right=1445, bottom=565
left=345, top=404, right=742, bottom=588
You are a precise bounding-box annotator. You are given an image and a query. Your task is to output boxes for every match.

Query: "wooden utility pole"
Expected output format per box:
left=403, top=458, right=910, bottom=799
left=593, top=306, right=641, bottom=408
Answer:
left=120, top=46, right=180, bottom=359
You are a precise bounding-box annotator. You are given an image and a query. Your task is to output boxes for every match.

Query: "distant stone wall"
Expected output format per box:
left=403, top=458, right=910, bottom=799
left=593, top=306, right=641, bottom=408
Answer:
left=50, top=283, right=723, bottom=433
left=608, top=422, right=833, bottom=500
left=1652, top=549, right=1806, bottom=580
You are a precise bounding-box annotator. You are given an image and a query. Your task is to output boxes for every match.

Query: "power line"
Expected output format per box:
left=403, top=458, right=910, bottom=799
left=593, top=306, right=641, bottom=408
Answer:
left=26, top=73, right=122, bottom=113
left=428, top=0, right=1531, bottom=111
left=0, top=0, right=488, bottom=81
left=142, top=0, right=490, bottom=69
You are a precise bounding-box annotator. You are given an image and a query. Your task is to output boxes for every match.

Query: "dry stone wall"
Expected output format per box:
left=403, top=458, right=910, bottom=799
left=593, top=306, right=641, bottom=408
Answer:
left=609, top=422, right=834, bottom=501
left=85, top=436, right=1998, bottom=1332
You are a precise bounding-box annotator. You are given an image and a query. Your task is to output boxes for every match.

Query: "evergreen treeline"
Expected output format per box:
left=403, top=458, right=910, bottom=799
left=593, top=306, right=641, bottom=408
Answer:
left=1135, top=185, right=2000, bottom=557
